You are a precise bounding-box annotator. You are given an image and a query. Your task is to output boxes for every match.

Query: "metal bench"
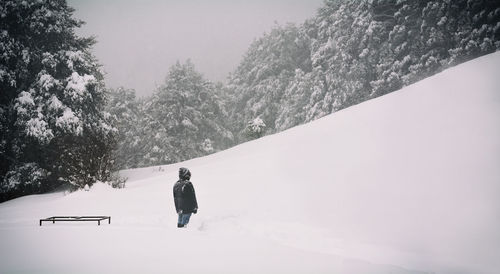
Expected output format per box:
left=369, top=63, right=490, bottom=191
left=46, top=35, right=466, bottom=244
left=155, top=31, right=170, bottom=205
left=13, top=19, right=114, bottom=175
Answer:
left=39, top=216, right=111, bottom=226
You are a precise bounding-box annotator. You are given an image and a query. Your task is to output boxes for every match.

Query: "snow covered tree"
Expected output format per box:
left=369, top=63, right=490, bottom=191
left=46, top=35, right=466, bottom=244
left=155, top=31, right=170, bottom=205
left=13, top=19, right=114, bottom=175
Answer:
left=446, top=0, right=500, bottom=66
left=275, top=68, right=317, bottom=131
left=131, top=60, right=233, bottom=166
left=133, top=98, right=173, bottom=167
left=304, top=1, right=376, bottom=116
left=227, top=23, right=311, bottom=138
left=0, top=0, right=116, bottom=201
left=106, top=87, right=142, bottom=169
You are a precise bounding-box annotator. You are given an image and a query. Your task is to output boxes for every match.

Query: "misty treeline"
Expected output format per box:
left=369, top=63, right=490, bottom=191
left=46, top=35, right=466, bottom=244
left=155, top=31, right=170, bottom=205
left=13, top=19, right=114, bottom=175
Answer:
left=111, top=0, right=499, bottom=169
left=1, top=0, right=499, bottom=201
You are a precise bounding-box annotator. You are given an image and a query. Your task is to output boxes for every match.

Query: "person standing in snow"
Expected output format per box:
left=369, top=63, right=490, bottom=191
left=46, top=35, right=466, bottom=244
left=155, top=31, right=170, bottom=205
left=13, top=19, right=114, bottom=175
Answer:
left=173, top=167, right=198, bottom=228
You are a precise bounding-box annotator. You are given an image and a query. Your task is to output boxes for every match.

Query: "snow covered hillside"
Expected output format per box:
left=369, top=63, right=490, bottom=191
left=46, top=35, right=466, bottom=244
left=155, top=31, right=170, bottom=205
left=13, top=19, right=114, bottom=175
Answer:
left=1, top=52, right=499, bottom=274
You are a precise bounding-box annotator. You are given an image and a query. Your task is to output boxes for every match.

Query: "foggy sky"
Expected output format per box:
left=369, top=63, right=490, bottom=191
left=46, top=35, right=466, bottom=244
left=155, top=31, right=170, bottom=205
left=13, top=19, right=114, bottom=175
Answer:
left=68, top=0, right=324, bottom=97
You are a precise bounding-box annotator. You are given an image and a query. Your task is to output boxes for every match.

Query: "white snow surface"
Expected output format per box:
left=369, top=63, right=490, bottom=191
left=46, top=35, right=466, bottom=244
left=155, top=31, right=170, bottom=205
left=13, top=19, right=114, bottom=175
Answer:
left=1, top=52, right=500, bottom=274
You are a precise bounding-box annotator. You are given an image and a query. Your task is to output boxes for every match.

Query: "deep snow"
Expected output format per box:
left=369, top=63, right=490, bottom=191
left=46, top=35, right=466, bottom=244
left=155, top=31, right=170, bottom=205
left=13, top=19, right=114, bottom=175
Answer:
left=1, top=52, right=499, bottom=274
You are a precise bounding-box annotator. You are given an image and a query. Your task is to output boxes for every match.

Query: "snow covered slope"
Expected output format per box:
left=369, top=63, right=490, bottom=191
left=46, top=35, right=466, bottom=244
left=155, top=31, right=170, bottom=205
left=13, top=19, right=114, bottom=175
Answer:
left=1, top=52, right=499, bottom=274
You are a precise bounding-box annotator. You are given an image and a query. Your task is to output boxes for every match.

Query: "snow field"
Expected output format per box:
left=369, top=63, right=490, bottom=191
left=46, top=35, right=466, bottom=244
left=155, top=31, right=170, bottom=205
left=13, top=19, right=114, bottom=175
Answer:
left=1, top=52, right=500, bottom=274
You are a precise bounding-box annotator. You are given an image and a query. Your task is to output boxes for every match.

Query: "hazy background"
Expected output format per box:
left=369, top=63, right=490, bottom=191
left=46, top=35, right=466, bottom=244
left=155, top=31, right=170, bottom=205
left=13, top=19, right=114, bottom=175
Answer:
left=68, top=0, right=324, bottom=96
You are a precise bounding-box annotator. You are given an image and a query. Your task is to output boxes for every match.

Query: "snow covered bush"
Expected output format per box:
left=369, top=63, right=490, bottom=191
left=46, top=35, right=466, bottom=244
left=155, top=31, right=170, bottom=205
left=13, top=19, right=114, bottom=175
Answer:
left=244, top=117, right=266, bottom=140
left=201, top=139, right=214, bottom=153
left=1, top=163, right=47, bottom=198
left=0, top=0, right=117, bottom=201
left=107, top=173, right=127, bottom=189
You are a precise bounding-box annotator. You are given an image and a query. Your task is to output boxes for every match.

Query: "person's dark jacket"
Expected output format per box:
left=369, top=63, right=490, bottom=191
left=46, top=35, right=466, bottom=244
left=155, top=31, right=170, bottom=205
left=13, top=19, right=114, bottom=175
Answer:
left=173, top=179, right=198, bottom=214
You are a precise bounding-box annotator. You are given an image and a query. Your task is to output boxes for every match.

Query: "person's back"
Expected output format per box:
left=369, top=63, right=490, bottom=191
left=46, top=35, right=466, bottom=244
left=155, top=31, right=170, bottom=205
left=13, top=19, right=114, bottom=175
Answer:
left=173, top=167, right=198, bottom=228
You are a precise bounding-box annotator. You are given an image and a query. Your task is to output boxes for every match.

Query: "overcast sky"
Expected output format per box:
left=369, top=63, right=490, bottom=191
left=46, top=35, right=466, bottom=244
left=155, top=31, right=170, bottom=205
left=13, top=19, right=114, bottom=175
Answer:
left=68, top=0, right=324, bottom=96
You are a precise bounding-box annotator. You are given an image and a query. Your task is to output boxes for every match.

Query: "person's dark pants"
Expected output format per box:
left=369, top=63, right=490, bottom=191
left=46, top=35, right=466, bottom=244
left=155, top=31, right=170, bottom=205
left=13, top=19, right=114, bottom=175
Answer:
left=177, top=213, right=192, bottom=227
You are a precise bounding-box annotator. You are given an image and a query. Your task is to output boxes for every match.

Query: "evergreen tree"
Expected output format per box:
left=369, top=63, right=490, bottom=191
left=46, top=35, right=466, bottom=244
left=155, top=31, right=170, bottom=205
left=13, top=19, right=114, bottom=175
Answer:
left=106, top=87, right=142, bottom=169
left=117, top=61, right=234, bottom=167
left=447, top=0, right=500, bottom=66
left=150, top=60, right=233, bottom=163
left=0, top=0, right=116, bottom=201
left=304, top=1, right=375, bottom=118
left=227, top=23, right=311, bottom=137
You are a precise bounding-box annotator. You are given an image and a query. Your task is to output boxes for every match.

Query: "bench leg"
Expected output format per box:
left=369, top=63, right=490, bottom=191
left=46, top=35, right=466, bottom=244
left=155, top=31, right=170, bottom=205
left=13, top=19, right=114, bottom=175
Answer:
left=98, top=220, right=100, bottom=225
left=109, top=217, right=111, bottom=224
